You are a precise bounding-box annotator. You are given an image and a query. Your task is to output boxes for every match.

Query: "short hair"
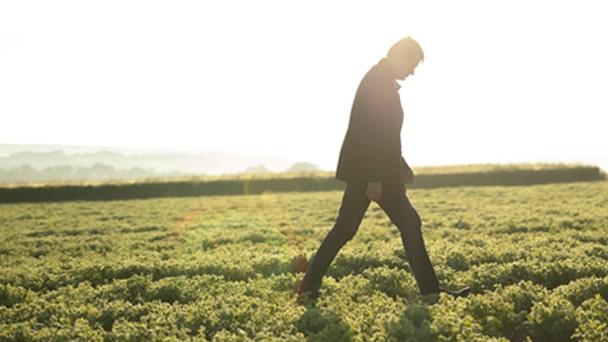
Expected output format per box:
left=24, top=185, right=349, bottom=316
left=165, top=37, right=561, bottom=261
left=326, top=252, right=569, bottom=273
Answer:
left=387, top=36, right=424, bottom=63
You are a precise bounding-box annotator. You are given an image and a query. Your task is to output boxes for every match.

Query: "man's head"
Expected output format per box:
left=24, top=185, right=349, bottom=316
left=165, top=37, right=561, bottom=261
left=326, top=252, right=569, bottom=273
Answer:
left=385, top=36, right=424, bottom=81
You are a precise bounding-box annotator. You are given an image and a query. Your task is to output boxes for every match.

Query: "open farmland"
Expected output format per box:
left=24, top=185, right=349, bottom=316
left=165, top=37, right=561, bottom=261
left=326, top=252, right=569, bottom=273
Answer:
left=1, top=181, right=608, bottom=341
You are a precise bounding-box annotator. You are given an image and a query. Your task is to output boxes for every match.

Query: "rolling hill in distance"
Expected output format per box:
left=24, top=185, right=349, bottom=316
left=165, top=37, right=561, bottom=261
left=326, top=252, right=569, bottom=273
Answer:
left=0, top=144, right=307, bottom=183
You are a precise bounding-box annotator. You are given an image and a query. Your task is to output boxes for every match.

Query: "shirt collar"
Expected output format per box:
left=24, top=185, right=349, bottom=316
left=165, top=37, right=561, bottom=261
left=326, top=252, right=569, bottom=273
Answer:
left=392, top=80, right=401, bottom=91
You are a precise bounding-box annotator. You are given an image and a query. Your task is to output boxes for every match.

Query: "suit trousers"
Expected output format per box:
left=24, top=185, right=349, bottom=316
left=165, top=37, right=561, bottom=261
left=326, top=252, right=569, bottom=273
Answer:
left=303, top=183, right=440, bottom=295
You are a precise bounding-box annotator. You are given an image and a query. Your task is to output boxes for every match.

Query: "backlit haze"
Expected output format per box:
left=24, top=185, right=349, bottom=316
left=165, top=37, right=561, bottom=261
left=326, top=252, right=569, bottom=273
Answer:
left=1, top=1, right=607, bottom=172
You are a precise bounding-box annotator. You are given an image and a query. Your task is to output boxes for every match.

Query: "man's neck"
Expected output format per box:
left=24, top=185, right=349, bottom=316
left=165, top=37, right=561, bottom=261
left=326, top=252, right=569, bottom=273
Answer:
left=378, top=58, right=398, bottom=80
left=378, top=59, right=401, bottom=90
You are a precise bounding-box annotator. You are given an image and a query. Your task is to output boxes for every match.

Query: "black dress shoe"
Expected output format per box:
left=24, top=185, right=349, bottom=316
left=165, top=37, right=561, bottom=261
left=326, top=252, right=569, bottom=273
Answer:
left=440, top=287, right=471, bottom=298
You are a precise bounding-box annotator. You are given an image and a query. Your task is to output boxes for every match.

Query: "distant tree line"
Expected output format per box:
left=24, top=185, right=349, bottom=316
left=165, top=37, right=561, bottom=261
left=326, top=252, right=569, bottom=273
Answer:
left=0, top=148, right=300, bottom=175
left=245, top=162, right=320, bottom=174
left=0, top=164, right=184, bottom=184
left=1, top=166, right=603, bottom=204
left=0, top=162, right=321, bottom=184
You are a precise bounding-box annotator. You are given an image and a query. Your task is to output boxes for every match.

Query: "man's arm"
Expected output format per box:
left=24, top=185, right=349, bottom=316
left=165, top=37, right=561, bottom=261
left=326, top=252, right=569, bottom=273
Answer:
left=402, top=157, right=415, bottom=184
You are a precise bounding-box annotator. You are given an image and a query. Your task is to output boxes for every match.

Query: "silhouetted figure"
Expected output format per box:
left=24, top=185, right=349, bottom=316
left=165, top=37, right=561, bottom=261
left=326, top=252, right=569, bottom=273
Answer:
left=298, top=37, right=470, bottom=301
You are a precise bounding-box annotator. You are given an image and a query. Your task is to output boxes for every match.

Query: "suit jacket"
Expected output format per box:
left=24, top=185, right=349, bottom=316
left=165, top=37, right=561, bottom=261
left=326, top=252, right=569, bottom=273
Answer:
left=336, top=59, right=409, bottom=186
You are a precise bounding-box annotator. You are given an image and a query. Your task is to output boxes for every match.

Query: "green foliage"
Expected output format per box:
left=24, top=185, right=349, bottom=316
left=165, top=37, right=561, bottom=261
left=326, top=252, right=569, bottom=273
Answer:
left=0, top=181, right=607, bottom=340
left=296, top=308, right=353, bottom=341
left=385, top=302, right=435, bottom=341
left=572, top=295, right=608, bottom=341
left=527, top=294, right=577, bottom=341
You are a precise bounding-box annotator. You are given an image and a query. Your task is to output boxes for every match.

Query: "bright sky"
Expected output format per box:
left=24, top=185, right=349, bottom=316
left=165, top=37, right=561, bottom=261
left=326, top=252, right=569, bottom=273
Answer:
left=1, top=1, right=607, bottom=171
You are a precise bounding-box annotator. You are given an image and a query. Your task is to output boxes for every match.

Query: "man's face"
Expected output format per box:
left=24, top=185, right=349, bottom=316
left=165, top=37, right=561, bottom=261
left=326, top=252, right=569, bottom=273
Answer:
left=394, top=56, right=421, bottom=81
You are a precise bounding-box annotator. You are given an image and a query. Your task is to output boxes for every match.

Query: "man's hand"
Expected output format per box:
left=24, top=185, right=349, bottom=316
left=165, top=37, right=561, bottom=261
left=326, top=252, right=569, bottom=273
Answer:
left=366, top=181, right=382, bottom=201
left=404, top=167, right=415, bottom=184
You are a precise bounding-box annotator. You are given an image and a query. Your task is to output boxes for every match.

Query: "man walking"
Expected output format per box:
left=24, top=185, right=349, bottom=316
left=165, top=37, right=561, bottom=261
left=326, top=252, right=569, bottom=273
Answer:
left=298, top=37, right=470, bottom=301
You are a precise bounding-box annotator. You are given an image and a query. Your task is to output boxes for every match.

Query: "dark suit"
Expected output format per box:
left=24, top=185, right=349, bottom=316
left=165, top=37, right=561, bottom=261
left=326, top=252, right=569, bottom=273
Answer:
left=301, top=59, right=440, bottom=297
left=336, top=59, right=407, bottom=186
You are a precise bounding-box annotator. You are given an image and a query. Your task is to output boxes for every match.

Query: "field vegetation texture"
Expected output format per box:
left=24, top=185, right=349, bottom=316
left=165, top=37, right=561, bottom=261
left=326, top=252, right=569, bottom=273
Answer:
left=1, top=181, right=608, bottom=341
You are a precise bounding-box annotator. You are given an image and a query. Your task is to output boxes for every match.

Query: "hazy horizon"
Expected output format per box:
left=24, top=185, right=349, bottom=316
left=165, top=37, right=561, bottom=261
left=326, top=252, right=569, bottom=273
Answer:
left=2, top=143, right=607, bottom=175
left=2, top=1, right=607, bottom=173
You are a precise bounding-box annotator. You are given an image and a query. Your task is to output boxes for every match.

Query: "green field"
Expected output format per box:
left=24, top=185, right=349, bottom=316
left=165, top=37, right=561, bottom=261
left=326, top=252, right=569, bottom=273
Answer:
left=1, top=181, right=608, bottom=341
